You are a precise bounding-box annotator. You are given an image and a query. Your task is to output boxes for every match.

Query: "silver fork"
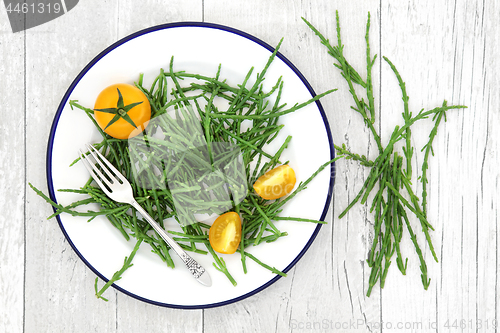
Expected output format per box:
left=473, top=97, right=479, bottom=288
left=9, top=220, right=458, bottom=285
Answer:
left=79, top=143, right=212, bottom=287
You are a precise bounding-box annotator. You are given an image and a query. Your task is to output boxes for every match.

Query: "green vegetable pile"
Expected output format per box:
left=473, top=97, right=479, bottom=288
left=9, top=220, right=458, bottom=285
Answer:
left=30, top=40, right=336, bottom=301
left=31, top=10, right=465, bottom=301
left=304, top=12, right=466, bottom=296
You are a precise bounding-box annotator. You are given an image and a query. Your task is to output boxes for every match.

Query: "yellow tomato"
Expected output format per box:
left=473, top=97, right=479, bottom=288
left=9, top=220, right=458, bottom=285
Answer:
left=253, top=164, right=296, bottom=200
left=209, top=212, right=242, bottom=254
left=94, top=83, right=151, bottom=139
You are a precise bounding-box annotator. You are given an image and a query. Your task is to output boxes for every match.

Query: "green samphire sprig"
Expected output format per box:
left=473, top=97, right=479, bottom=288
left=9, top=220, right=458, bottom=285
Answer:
left=303, top=11, right=467, bottom=296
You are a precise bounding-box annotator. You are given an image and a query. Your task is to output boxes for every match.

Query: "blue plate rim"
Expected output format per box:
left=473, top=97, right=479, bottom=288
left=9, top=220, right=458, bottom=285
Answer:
left=46, top=21, right=335, bottom=309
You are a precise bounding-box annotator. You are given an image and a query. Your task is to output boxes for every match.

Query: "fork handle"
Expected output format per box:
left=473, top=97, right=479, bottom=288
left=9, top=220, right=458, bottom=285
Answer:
left=130, top=201, right=212, bottom=287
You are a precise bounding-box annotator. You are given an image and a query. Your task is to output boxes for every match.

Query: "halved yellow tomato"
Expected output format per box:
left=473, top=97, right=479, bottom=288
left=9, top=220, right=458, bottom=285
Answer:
left=209, top=212, right=242, bottom=254
left=253, top=164, right=296, bottom=200
left=94, top=83, right=151, bottom=139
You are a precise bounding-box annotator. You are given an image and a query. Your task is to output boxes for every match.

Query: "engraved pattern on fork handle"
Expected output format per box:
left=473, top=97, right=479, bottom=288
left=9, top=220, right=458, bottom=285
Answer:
left=130, top=200, right=211, bottom=286
left=180, top=253, right=206, bottom=279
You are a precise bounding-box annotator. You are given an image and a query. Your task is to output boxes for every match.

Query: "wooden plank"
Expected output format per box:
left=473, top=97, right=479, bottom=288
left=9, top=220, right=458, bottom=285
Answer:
left=24, top=1, right=121, bottom=331
left=378, top=0, right=456, bottom=330
left=482, top=1, right=500, bottom=329
left=380, top=0, right=498, bottom=331
left=203, top=2, right=382, bottom=332
left=0, top=14, right=25, bottom=333
left=434, top=0, right=493, bottom=329
left=435, top=0, right=498, bottom=330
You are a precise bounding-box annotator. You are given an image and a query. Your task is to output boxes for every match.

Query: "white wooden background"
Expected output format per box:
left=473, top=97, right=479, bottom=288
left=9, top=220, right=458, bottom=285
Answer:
left=1, top=0, right=498, bottom=332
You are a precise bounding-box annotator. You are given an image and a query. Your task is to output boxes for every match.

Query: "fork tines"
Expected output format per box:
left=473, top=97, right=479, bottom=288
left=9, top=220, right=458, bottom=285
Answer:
left=79, top=144, right=123, bottom=194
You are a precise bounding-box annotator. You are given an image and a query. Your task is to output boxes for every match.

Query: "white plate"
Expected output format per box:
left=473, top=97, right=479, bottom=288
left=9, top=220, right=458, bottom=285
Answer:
left=47, top=22, right=335, bottom=308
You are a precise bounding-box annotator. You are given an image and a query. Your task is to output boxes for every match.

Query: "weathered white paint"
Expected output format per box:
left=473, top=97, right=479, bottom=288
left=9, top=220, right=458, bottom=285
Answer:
left=0, top=0, right=498, bottom=332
